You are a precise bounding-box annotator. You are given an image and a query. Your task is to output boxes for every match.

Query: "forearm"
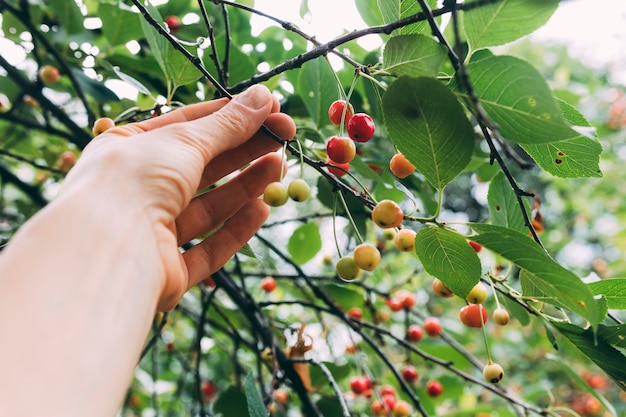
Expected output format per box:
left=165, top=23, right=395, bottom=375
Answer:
left=0, top=186, right=162, bottom=417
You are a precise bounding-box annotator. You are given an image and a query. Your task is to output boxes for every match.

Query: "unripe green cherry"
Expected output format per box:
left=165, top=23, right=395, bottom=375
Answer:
left=263, top=182, right=288, bottom=207
left=287, top=179, right=311, bottom=202
left=493, top=307, right=510, bottom=326
left=353, top=242, right=381, bottom=271
left=483, top=362, right=504, bottom=383
left=336, top=256, right=361, bottom=281
left=465, top=282, right=488, bottom=304
left=393, top=228, right=416, bottom=252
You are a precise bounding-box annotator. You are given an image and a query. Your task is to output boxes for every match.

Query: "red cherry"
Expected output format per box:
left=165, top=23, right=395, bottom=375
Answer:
left=349, top=376, right=371, bottom=395
left=326, top=157, right=350, bottom=177
left=426, top=380, right=443, bottom=397
left=379, top=385, right=395, bottom=398
left=273, top=388, right=289, bottom=405
left=347, top=113, right=375, bottom=143
left=468, top=240, right=482, bottom=252
left=459, top=304, right=488, bottom=328
left=386, top=298, right=404, bottom=312
left=260, top=276, right=277, bottom=293
left=347, top=307, right=363, bottom=320
left=398, top=290, right=416, bottom=310
left=401, top=365, right=419, bottom=383
left=165, top=15, right=181, bottom=33
left=328, top=100, right=354, bottom=125
left=423, top=317, right=441, bottom=337
left=326, top=136, right=356, bottom=164
left=406, top=324, right=423, bottom=343
left=201, top=381, right=218, bottom=401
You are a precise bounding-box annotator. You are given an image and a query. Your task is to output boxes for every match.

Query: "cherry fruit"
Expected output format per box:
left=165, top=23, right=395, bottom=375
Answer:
left=347, top=307, right=363, bottom=320
left=426, top=380, right=443, bottom=398
left=92, top=117, right=115, bottom=136
left=39, top=65, right=60, bottom=84
left=326, top=158, right=349, bottom=177
left=287, top=178, right=310, bottom=202
left=371, top=199, right=404, bottom=229
left=165, top=15, right=181, bottom=33
left=389, top=153, right=416, bottom=178
left=393, top=228, right=416, bottom=252
left=423, top=317, right=441, bottom=337
left=260, top=276, right=277, bottom=293
left=328, top=100, right=354, bottom=125
left=468, top=240, right=482, bottom=252
left=459, top=304, right=488, bottom=328
left=326, top=136, right=356, bottom=164
left=465, top=282, right=489, bottom=304
left=493, top=307, right=510, bottom=326
left=386, top=298, right=404, bottom=312
left=263, top=182, right=289, bottom=207
left=353, top=242, right=381, bottom=271
left=406, top=324, right=423, bottom=342
left=347, top=113, right=375, bottom=142
left=483, top=362, right=504, bottom=383
left=336, top=256, right=361, bottom=281
left=401, top=365, right=419, bottom=383
left=431, top=278, right=454, bottom=298
left=392, top=400, right=411, bottom=417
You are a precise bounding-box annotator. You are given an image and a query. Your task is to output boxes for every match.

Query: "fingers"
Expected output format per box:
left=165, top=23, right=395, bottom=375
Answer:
left=197, top=111, right=295, bottom=190
left=158, top=85, right=282, bottom=165
left=135, top=98, right=230, bottom=132
left=182, top=198, right=270, bottom=289
left=176, top=152, right=281, bottom=245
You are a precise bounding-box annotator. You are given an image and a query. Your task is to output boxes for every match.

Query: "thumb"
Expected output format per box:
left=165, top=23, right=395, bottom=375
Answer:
left=169, top=84, right=277, bottom=164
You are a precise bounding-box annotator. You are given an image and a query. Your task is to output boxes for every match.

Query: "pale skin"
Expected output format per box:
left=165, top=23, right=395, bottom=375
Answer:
left=0, top=85, right=296, bottom=417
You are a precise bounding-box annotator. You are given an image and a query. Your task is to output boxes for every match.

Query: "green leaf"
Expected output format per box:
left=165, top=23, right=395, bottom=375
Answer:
left=297, top=58, right=337, bottom=128
left=244, top=373, right=265, bottom=417
left=287, top=222, right=322, bottom=265
left=598, top=324, right=626, bottom=349
left=378, top=0, right=437, bottom=35
left=214, top=385, right=249, bottom=417
left=70, top=69, right=120, bottom=103
left=552, top=321, right=626, bottom=392
left=383, top=76, right=475, bottom=190
left=139, top=3, right=199, bottom=88
left=382, top=34, right=447, bottom=78
left=463, top=0, right=559, bottom=51
left=470, top=224, right=602, bottom=327
left=309, top=362, right=352, bottom=389
left=356, top=0, right=384, bottom=27
left=487, top=171, right=529, bottom=233
left=521, top=100, right=603, bottom=178
left=460, top=55, right=580, bottom=144
left=589, top=278, right=626, bottom=310
left=414, top=227, right=481, bottom=298
left=322, top=284, right=364, bottom=308
left=99, top=3, right=144, bottom=46
left=48, top=0, right=84, bottom=35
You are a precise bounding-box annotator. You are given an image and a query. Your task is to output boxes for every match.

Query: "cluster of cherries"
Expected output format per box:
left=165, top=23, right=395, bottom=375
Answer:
left=431, top=253, right=508, bottom=384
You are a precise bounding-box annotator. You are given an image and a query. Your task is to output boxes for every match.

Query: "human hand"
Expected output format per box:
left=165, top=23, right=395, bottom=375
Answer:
left=62, top=85, right=296, bottom=310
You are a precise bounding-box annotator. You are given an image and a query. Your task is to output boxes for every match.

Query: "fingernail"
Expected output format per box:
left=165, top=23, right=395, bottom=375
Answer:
left=235, top=84, right=270, bottom=110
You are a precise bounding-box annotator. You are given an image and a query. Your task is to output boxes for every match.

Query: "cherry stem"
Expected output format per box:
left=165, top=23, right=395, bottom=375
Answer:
left=279, top=140, right=288, bottom=182
left=337, top=190, right=365, bottom=245
left=479, top=304, right=492, bottom=364
left=293, top=139, right=305, bottom=179
left=332, top=193, right=343, bottom=258
left=486, top=276, right=502, bottom=310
